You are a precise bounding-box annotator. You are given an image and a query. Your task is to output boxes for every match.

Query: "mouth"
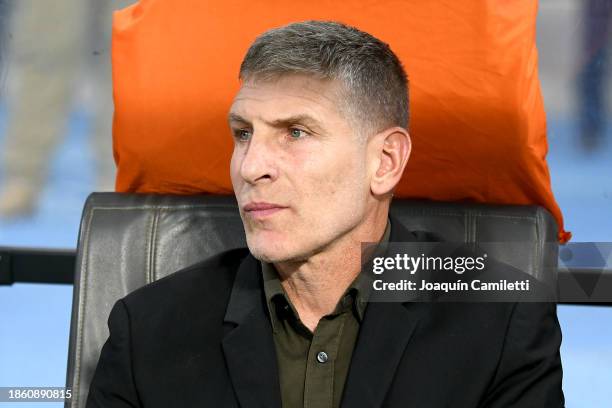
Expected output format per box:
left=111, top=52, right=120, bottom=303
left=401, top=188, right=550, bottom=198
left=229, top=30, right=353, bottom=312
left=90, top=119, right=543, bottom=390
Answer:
left=243, top=202, right=288, bottom=219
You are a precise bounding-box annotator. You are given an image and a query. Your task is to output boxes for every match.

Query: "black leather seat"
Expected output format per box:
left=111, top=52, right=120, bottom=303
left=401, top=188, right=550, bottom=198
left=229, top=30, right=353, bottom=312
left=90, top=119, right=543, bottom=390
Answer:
left=64, top=192, right=559, bottom=408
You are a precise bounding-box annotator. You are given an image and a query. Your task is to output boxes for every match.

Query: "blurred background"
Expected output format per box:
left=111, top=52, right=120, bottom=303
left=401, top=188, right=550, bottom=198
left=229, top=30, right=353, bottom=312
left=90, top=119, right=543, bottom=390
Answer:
left=0, top=0, right=611, bottom=407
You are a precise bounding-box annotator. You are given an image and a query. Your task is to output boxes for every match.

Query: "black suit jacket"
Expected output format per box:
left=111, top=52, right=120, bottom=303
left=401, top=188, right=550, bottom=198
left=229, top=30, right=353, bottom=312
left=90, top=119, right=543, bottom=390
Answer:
left=87, top=218, right=564, bottom=407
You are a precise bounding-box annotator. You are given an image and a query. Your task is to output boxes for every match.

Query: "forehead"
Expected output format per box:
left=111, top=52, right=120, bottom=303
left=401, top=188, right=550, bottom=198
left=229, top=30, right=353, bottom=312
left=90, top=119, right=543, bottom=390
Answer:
left=229, top=75, right=346, bottom=121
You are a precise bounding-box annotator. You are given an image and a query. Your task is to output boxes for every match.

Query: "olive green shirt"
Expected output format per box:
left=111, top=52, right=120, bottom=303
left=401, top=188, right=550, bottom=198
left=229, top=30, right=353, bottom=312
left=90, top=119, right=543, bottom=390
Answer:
left=260, top=220, right=391, bottom=408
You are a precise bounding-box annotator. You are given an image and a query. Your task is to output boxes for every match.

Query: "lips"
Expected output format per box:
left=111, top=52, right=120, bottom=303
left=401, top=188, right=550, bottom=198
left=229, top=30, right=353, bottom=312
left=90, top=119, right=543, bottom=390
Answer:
left=243, top=202, right=287, bottom=218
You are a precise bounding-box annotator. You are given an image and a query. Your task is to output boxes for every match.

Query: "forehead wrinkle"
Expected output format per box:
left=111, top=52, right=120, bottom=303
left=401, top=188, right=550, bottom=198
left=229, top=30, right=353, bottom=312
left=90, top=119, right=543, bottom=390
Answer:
left=238, top=75, right=346, bottom=113
left=229, top=106, right=324, bottom=127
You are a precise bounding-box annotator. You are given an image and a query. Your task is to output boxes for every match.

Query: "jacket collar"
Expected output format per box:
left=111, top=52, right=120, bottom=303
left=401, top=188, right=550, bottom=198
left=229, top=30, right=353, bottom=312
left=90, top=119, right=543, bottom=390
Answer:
left=222, top=254, right=282, bottom=408
left=340, top=214, right=427, bottom=407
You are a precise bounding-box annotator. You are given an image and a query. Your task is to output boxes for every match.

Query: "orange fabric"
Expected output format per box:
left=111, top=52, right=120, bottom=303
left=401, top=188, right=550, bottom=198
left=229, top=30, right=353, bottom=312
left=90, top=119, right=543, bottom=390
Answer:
left=112, top=0, right=570, bottom=243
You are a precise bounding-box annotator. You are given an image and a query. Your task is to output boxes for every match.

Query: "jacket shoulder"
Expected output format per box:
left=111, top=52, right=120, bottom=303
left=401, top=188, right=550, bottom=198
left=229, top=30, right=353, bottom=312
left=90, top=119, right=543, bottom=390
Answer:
left=121, top=247, right=251, bottom=314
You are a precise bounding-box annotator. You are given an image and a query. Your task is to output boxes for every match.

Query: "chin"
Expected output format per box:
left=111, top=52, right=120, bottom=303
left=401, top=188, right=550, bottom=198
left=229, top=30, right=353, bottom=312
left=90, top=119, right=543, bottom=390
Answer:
left=248, top=248, right=289, bottom=264
left=246, top=237, right=307, bottom=264
left=245, top=234, right=285, bottom=263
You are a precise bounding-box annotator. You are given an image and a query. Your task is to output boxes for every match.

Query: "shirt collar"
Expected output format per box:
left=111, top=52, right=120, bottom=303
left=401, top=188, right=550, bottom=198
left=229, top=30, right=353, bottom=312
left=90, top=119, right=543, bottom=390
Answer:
left=260, top=218, right=392, bottom=329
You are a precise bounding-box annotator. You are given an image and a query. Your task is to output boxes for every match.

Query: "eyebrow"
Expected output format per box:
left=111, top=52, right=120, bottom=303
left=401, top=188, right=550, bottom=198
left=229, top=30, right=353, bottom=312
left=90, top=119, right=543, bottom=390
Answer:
left=227, top=113, right=250, bottom=125
left=228, top=113, right=323, bottom=131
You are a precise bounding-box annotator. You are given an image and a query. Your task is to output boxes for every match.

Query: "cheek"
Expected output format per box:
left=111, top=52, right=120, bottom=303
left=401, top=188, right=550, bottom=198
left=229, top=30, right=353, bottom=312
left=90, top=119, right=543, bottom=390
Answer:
left=303, top=147, right=368, bottom=211
left=332, top=146, right=367, bottom=188
left=229, top=148, right=242, bottom=189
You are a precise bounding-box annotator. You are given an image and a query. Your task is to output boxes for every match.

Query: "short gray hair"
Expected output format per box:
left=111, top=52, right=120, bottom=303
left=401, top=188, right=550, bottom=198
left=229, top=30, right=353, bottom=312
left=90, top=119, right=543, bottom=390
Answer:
left=239, top=20, right=409, bottom=136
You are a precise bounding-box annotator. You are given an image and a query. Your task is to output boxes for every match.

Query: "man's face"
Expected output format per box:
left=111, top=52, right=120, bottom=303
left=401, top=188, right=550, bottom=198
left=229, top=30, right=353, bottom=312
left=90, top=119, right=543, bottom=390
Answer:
left=229, top=75, right=373, bottom=263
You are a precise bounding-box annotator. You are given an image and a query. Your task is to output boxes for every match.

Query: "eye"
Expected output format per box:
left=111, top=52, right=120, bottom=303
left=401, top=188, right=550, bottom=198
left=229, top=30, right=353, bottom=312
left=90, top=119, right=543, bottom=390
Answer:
left=233, top=129, right=252, bottom=142
left=289, top=128, right=308, bottom=139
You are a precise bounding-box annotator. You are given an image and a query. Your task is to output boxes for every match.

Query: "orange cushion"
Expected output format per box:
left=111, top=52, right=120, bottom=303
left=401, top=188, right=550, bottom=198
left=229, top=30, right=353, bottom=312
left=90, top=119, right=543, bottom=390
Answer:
left=112, top=0, right=570, bottom=242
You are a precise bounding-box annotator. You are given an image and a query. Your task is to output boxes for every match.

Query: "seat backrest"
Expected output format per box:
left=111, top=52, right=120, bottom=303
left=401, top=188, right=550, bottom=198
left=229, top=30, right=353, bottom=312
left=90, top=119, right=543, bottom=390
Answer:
left=65, top=192, right=559, bottom=408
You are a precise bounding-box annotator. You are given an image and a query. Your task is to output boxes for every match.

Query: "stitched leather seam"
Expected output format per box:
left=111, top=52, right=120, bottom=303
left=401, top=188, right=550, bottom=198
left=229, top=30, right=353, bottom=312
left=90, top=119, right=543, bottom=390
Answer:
left=86, top=206, right=541, bottom=222
left=73, top=206, right=96, bottom=408
left=398, top=211, right=540, bottom=221
left=150, top=209, right=160, bottom=282
left=144, top=210, right=155, bottom=284
left=470, top=211, right=477, bottom=242
left=535, top=210, right=543, bottom=278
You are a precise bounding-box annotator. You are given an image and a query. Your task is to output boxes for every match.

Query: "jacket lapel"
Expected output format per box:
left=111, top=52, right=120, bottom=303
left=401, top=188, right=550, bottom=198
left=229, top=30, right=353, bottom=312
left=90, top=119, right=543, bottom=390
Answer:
left=222, top=254, right=282, bottom=408
left=341, top=216, right=428, bottom=407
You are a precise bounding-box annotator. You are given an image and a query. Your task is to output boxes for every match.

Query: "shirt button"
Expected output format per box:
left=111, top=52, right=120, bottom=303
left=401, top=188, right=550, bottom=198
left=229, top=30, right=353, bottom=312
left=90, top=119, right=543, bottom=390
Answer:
left=279, top=304, right=290, bottom=317
left=316, top=351, right=329, bottom=363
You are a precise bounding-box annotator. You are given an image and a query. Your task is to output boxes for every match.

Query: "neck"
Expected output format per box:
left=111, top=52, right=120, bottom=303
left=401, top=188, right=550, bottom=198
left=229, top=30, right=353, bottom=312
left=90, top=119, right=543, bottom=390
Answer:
left=273, top=209, right=388, bottom=331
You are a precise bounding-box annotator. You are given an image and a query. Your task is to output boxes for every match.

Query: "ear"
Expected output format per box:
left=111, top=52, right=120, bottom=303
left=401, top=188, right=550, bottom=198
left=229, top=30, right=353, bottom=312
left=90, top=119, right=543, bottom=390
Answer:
left=369, top=127, right=411, bottom=197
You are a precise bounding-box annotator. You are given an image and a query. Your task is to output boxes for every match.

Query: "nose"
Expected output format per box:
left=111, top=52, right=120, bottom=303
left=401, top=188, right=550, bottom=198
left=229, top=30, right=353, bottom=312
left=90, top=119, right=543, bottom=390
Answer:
left=238, top=131, right=278, bottom=185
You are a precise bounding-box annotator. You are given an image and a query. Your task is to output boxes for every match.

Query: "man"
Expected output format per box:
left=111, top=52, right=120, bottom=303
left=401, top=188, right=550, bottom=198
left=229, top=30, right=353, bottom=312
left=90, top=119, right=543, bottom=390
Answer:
left=87, top=21, right=564, bottom=407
